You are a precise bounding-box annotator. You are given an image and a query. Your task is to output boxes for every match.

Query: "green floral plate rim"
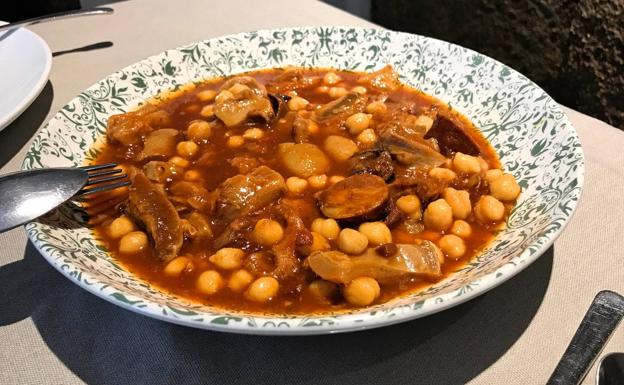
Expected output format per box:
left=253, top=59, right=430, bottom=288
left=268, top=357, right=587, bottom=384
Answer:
left=22, top=26, right=584, bottom=335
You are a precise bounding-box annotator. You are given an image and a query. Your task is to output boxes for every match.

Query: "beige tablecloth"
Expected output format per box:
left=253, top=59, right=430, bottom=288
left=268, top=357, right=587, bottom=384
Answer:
left=0, top=1, right=622, bottom=384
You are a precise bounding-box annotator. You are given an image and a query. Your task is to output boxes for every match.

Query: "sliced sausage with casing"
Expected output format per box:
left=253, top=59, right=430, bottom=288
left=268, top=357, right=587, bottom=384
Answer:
left=316, top=174, right=389, bottom=221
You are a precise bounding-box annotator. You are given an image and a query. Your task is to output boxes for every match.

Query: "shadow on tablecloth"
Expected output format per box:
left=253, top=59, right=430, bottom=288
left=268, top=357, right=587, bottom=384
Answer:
left=0, top=241, right=553, bottom=385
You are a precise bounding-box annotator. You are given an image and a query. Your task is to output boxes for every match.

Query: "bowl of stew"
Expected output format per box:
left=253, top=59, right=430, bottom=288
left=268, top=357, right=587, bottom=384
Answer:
left=23, top=27, right=583, bottom=334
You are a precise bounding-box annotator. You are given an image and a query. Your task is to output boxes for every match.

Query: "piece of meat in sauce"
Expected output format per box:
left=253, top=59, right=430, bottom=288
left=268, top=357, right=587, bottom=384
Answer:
left=214, top=76, right=275, bottom=127
left=349, top=149, right=394, bottom=182
left=143, top=161, right=182, bottom=184
left=317, top=174, right=389, bottom=222
left=169, top=181, right=214, bottom=212
left=213, top=166, right=286, bottom=223
left=307, top=241, right=442, bottom=284
left=271, top=200, right=313, bottom=279
left=357, top=65, right=401, bottom=92
left=314, top=92, right=366, bottom=123
left=137, top=128, right=180, bottom=161
left=126, top=170, right=183, bottom=262
left=424, top=116, right=480, bottom=157
left=292, top=114, right=315, bottom=143
left=392, top=167, right=450, bottom=202
left=106, top=104, right=171, bottom=146
left=229, top=156, right=261, bottom=174
left=267, top=67, right=322, bottom=93
left=379, top=117, right=446, bottom=168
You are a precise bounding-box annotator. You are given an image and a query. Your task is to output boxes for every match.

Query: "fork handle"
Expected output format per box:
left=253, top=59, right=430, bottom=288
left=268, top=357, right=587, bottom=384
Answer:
left=546, top=291, right=624, bottom=385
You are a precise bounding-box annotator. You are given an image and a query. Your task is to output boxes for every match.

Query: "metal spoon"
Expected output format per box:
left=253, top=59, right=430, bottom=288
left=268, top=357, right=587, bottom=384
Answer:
left=597, top=352, right=624, bottom=385
left=0, top=7, right=113, bottom=33
left=547, top=291, right=624, bottom=385
left=0, top=164, right=129, bottom=233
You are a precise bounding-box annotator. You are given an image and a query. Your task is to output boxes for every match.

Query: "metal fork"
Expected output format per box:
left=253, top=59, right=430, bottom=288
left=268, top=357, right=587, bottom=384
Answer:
left=0, top=163, right=129, bottom=233
left=78, top=163, right=130, bottom=195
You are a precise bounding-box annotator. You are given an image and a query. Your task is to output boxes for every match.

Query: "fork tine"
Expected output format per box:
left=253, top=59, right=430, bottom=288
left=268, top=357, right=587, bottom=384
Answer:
left=80, top=163, right=117, bottom=172
left=77, top=180, right=131, bottom=196
left=85, top=174, right=128, bottom=187
left=86, top=168, right=122, bottom=178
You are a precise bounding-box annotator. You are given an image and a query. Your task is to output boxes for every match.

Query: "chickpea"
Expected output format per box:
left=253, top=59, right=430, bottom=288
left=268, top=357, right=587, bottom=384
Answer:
left=356, top=128, right=378, bottom=147
left=485, top=169, right=504, bottom=183
left=298, top=231, right=331, bottom=256
left=176, top=141, right=199, bottom=158
left=196, top=89, right=216, bottom=102
left=429, top=167, right=456, bottom=182
left=308, top=280, right=338, bottom=303
left=343, top=277, right=380, bottom=306
left=286, top=176, right=308, bottom=194
left=187, top=120, right=212, bottom=141
left=307, top=120, right=320, bottom=134
left=324, top=135, right=358, bottom=162
left=323, top=71, right=341, bottom=85
left=308, top=174, right=328, bottom=189
left=474, top=195, right=505, bottom=222
left=414, top=115, right=434, bottom=131
left=316, top=85, right=329, bottom=94
left=329, top=175, right=345, bottom=185
left=227, top=269, right=254, bottom=292
left=242, top=127, right=264, bottom=140
left=424, top=199, right=453, bottom=231
left=328, top=86, right=348, bottom=99
left=245, top=276, right=279, bottom=302
left=118, top=231, right=148, bottom=254
left=478, top=157, right=490, bottom=171
left=438, top=234, right=466, bottom=259
left=453, top=152, right=481, bottom=174
left=215, top=90, right=234, bottom=103
left=227, top=135, right=244, bottom=148
left=287, top=96, right=310, bottom=111
left=164, top=256, right=193, bottom=277
left=196, top=270, right=224, bottom=295
left=442, top=188, right=472, bottom=219
left=169, top=156, right=189, bottom=168
left=185, top=104, right=201, bottom=115
left=345, top=113, right=372, bottom=135
left=338, top=228, right=369, bottom=255
left=209, top=248, right=244, bottom=270
left=108, top=215, right=135, bottom=239
left=450, top=220, right=472, bottom=238
left=351, top=86, right=367, bottom=94
left=184, top=169, right=202, bottom=181
left=200, top=104, right=214, bottom=118
left=311, top=218, right=340, bottom=240
left=358, top=222, right=392, bottom=246
left=489, top=173, right=521, bottom=201
left=366, top=101, right=387, bottom=115
left=396, top=195, right=421, bottom=217
left=253, top=219, right=284, bottom=246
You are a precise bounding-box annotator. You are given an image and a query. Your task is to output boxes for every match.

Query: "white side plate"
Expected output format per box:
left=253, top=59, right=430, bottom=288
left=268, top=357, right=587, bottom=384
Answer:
left=0, top=22, right=52, bottom=131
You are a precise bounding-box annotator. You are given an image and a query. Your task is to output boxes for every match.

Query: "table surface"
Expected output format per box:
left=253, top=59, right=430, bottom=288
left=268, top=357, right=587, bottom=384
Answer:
left=0, top=1, right=622, bottom=384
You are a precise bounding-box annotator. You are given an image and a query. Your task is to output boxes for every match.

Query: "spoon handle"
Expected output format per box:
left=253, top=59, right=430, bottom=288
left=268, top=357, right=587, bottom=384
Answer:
left=547, top=291, right=624, bottom=385
left=0, top=7, right=113, bottom=33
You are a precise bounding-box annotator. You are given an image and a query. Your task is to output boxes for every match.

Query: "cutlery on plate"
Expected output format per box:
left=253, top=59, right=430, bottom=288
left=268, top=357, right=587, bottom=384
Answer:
left=597, top=352, right=624, bottom=385
left=0, top=7, right=113, bottom=33
left=0, top=163, right=129, bottom=233
left=547, top=290, right=624, bottom=385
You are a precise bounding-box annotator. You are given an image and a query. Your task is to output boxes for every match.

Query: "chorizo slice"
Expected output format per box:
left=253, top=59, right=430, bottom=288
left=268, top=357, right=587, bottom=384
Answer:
left=317, top=174, right=389, bottom=221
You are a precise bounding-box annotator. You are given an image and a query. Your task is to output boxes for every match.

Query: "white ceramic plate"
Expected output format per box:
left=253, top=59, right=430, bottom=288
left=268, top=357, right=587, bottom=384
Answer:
left=23, top=27, right=584, bottom=335
left=0, top=23, right=52, bottom=130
